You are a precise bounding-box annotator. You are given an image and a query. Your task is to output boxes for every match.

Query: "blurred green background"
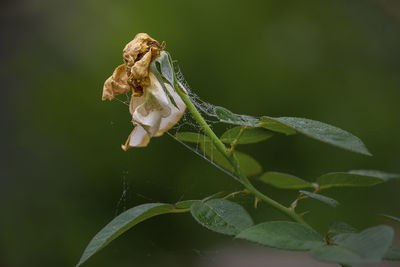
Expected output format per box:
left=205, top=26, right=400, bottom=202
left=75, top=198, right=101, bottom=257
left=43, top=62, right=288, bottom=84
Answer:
left=2, top=0, right=400, bottom=266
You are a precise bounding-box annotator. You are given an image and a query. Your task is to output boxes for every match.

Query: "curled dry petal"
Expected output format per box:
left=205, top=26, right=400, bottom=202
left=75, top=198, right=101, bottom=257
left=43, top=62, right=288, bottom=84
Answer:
left=130, top=50, right=152, bottom=83
left=123, top=33, right=158, bottom=70
left=102, top=33, right=161, bottom=100
left=102, top=64, right=130, bottom=100
left=123, top=33, right=161, bottom=93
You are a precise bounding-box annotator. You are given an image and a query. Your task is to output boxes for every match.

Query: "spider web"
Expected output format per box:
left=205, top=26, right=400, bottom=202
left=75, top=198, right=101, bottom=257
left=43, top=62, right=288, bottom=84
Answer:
left=113, top=66, right=245, bottom=187
left=167, top=67, right=244, bottom=184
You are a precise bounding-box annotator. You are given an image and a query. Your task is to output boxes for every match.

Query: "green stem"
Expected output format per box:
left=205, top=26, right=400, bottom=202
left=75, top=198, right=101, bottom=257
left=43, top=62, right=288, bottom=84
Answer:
left=224, top=189, right=250, bottom=199
left=174, top=83, right=308, bottom=226
left=171, top=208, right=191, bottom=213
left=226, top=126, right=247, bottom=157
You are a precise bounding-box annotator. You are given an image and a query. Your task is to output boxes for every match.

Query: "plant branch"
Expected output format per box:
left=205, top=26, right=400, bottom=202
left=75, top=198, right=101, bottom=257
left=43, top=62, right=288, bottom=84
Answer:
left=174, top=83, right=309, bottom=227
left=224, top=189, right=250, bottom=199
left=226, top=126, right=247, bottom=157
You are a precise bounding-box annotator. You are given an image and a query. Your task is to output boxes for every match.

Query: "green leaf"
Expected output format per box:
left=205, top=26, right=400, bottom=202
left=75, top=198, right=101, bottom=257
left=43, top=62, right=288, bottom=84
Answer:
left=175, top=132, right=211, bottom=143
left=311, top=225, right=394, bottom=265
left=381, top=214, right=400, bottom=224
left=259, top=117, right=297, bottom=135
left=77, top=203, right=175, bottom=266
left=174, top=200, right=200, bottom=209
left=348, top=169, right=400, bottom=180
left=260, top=116, right=371, bottom=156
left=154, top=51, right=174, bottom=86
left=317, top=170, right=398, bottom=189
left=215, top=106, right=242, bottom=124
left=215, top=106, right=259, bottom=127
left=312, top=246, right=374, bottom=265
left=200, top=142, right=263, bottom=176
left=236, top=221, right=323, bottom=251
left=328, top=222, right=357, bottom=236
left=220, top=126, right=273, bottom=144
left=299, top=190, right=339, bottom=207
left=176, top=129, right=273, bottom=146
left=190, top=199, right=253, bottom=236
left=259, top=172, right=314, bottom=189
left=384, top=246, right=400, bottom=261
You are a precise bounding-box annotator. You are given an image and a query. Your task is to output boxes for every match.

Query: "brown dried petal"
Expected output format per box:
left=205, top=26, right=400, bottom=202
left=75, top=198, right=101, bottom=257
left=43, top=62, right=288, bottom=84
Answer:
left=123, top=34, right=158, bottom=66
left=130, top=50, right=152, bottom=81
left=102, top=64, right=130, bottom=100
left=123, top=33, right=153, bottom=68
left=118, top=33, right=162, bottom=95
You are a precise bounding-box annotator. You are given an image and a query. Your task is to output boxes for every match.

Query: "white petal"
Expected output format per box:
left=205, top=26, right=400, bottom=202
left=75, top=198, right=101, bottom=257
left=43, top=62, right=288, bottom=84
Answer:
left=132, top=109, right=162, bottom=136
left=131, top=73, right=175, bottom=136
left=121, top=124, right=150, bottom=150
left=147, top=73, right=171, bottom=117
left=155, top=83, right=186, bottom=136
left=125, top=72, right=186, bottom=149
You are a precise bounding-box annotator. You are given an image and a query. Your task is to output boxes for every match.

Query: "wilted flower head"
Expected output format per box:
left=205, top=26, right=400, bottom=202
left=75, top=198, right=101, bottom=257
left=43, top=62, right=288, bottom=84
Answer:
left=102, top=33, right=186, bottom=150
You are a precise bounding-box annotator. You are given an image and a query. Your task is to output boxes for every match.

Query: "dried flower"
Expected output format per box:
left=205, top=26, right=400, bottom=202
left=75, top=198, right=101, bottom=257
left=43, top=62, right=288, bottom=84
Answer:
left=102, top=33, right=186, bottom=150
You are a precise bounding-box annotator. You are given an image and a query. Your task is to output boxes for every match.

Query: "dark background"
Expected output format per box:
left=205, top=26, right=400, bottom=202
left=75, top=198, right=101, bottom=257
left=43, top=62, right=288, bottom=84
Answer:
left=1, top=0, right=400, bottom=266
